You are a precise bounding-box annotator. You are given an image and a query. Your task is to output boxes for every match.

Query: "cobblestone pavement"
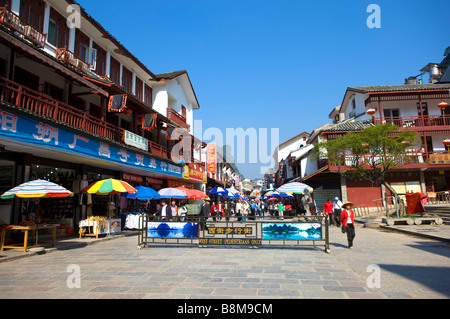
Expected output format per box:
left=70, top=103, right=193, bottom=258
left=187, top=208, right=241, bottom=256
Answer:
left=0, top=224, right=449, bottom=299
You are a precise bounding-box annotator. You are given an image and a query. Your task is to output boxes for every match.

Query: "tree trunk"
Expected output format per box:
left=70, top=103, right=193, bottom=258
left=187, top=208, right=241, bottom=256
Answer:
left=381, top=181, right=406, bottom=217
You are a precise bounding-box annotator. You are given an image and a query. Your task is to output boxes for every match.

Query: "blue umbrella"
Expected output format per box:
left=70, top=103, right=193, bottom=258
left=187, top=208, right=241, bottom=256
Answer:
left=209, top=187, right=228, bottom=195
left=126, top=186, right=161, bottom=200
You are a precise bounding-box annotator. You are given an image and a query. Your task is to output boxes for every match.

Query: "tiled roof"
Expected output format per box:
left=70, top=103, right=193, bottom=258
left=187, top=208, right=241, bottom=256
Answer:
left=154, top=70, right=187, bottom=80
left=348, top=83, right=450, bottom=93
left=324, top=120, right=373, bottom=132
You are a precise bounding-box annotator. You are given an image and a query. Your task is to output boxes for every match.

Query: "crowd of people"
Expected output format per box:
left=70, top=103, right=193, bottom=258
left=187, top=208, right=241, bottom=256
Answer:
left=151, top=197, right=303, bottom=222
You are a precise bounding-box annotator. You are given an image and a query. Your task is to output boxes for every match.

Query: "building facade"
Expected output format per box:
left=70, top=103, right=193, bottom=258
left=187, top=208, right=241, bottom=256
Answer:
left=0, top=0, right=207, bottom=227
left=282, top=48, right=450, bottom=209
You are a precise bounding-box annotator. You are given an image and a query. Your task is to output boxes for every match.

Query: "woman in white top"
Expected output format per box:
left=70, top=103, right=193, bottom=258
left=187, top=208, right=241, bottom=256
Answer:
left=235, top=201, right=243, bottom=221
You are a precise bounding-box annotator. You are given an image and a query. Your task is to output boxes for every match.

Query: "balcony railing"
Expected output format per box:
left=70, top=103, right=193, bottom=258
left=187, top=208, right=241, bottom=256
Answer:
left=372, top=115, right=450, bottom=129
left=56, top=47, right=91, bottom=75
left=0, top=6, right=47, bottom=48
left=326, top=152, right=430, bottom=170
left=167, top=107, right=189, bottom=130
left=0, top=76, right=170, bottom=159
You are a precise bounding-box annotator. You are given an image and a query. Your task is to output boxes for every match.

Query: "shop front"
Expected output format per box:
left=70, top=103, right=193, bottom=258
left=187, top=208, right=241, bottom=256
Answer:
left=0, top=107, right=185, bottom=246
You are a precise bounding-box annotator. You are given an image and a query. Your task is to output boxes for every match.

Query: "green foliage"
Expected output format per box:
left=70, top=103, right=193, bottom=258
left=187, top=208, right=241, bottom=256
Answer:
left=313, top=123, right=419, bottom=184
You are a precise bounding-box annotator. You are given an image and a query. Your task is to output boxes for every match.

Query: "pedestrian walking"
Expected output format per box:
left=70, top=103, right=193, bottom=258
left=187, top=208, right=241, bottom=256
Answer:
left=236, top=200, right=243, bottom=221
left=217, top=201, right=224, bottom=221
left=210, top=201, right=217, bottom=221
left=278, top=201, right=284, bottom=220
left=340, top=201, right=356, bottom=249
left=333, top=197, right=343, bottom=227
left=199, top=199, right=210, bottom=230
left=155, top=200, right=172, bottom=221
left=242, top=201, right=249, bottom=222
left=323, top=198, right=333, bottom=225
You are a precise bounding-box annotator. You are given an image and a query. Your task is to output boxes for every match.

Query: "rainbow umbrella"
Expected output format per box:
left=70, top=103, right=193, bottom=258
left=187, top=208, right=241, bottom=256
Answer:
left=1, top=179, right=74, bottom=199
left=81, top=178, right=137, bottom=195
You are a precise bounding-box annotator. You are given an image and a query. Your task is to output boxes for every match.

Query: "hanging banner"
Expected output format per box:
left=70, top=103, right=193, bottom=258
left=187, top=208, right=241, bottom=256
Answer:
left=0, top=108, right=183, bottom=178
left=142, top=113, right=158, bottom=131
left=207, top=143, right=216, bottom=174
left=108, top=94, right=127, bottom=112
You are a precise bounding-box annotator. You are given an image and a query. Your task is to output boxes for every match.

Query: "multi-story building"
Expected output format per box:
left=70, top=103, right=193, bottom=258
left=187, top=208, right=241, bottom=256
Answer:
left=0, top=0, right=206, bottom=226
left=289, top=47, right=450, bottom=209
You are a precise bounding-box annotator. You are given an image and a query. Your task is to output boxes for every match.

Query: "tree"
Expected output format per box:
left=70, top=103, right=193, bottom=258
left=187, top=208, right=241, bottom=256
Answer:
left=313, top=123, right=419, bottom=216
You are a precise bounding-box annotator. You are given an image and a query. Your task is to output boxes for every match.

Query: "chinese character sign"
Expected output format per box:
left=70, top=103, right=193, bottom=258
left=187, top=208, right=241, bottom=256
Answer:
left=207, top=143, right=216, bottom=174
left=0, top=108, right=183, bottom=178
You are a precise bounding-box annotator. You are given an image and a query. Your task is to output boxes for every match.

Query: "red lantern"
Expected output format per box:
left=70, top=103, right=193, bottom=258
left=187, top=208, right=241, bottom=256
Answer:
left=438, top=102, right=448, bottom=110
left=366, top=108, right=376, bottom=116
left=401, top=140, right=410, bottom=146
left=443, top=139, right=450, bottom=146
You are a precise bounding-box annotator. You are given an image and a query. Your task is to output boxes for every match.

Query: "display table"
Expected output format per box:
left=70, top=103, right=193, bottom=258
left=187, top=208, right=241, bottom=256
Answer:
left=0, top=224, right=57, bottom=252
left=79, top=217, right=121, bottom=239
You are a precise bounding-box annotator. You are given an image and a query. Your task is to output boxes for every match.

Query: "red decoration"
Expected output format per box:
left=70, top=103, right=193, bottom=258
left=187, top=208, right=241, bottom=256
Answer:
left=366, top=108, right=376, bottom=116
left=438, top=102, right=448, bottom=110
left=443, top=139, right=450, bottom=146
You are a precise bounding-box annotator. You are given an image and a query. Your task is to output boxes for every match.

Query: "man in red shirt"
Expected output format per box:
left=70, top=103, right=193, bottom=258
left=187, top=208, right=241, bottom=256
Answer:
left=323, top=198, right=333, bottom=225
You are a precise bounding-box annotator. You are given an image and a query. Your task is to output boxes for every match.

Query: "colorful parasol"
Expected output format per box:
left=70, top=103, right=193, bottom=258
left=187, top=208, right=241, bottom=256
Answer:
left=81, top=178, right=137, bottom=195
left=158, top=187, right=188, bottom=199
left=276, top=182, right=313, bottom=194
left=1, top=179, right=74, bottom=199
left=126, top=186, right=161, bottom=200
left=176, top=187, right=209, bottom=200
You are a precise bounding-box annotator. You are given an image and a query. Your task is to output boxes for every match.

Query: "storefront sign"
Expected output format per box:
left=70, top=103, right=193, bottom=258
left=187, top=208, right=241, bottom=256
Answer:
left=207, top=143, right=216, bottom=173
left=124, top=130, right=148, bottom=151
left=189, top=163, right=204, bottom=183
left=122, top=172, right=143, bottom=184
left=0, top=108, right=183, bottom=178
left=430, top=153, right=450, bottom=165
left=147, top=177, right=164, bottom=186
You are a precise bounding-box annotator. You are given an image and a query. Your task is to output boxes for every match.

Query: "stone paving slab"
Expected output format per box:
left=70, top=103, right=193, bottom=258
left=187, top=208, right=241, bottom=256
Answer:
left=0, top=224, right=449, bottom=300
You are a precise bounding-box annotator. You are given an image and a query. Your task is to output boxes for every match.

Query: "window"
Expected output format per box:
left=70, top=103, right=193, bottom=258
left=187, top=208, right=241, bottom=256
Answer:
left=383, top=109, right=400, bottom=125
left=80, top=44, right=89, bottom=62
left=48, top=19, right=56, bottom=46
left=417, top=102, right=428, bottom=116
left=90, top=48, right=97, bottom=71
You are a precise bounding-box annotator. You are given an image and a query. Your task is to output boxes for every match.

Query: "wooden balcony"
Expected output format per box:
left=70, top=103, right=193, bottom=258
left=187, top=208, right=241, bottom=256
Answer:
left=167, top=107, right=189, bottom=130
left=0, top=6, right=47, bottom=48
left=326, top=152, right=435, bottom=171
left=56, top=47, right=91, bottom=75
left=372, top=114, right=450, bottom=131
left=0, top=76, right=170, bottom=159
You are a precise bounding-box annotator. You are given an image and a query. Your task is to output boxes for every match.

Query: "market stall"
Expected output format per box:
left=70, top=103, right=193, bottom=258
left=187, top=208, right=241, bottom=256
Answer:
left=79, top=178, right=136, bottom=238
left=0, top=179, right=73, bottom=251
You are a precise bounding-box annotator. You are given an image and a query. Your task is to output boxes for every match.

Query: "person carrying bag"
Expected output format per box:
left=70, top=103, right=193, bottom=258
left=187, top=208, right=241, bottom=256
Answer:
left=340, top=202, right=356, bottom=249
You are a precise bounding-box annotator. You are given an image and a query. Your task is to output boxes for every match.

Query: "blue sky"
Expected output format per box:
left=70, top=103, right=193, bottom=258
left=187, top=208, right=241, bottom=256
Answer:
left=77, top=0, right=450, bottom=179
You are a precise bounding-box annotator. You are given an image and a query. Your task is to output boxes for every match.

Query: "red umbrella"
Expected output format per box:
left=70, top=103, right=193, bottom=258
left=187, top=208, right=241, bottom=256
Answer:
left=266, top=197, right=279, bottom=202
left=176, top=187, right=209, bottom=200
